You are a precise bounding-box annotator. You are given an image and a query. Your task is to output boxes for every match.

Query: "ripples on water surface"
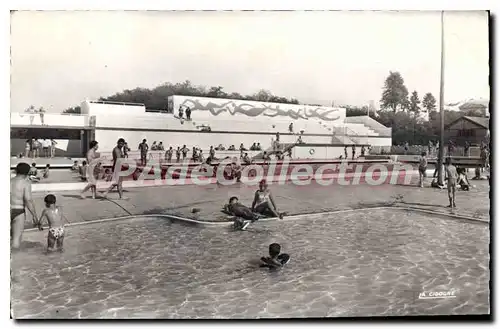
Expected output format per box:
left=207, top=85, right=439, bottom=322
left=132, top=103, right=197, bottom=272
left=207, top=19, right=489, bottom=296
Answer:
left=11, top=209, right=489, bottom=319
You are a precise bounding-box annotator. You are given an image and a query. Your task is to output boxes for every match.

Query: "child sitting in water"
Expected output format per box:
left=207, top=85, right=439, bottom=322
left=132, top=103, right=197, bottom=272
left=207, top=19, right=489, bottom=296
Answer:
left=260, top=243, right=290, bottom=268
left=38, top=194, right=69, bottom=253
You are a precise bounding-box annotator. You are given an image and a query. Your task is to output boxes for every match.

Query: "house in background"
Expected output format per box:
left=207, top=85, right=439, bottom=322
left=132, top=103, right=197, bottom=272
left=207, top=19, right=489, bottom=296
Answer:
left=444, top=116, right=489, bottom=146
left=458, top=99, right=489, bottom=117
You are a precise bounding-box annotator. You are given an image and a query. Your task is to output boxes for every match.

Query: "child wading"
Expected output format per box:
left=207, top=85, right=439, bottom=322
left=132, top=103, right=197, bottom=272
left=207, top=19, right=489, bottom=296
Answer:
left=38, top=194, right=70, bottom=253
left=444, top=157, right=458, bottom=208
left=260, top=243, right=290, bottom=269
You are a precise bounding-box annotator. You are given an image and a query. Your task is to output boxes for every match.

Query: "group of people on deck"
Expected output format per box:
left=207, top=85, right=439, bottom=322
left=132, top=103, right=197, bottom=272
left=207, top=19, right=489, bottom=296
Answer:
left=79, top=139, right=127, bottom=200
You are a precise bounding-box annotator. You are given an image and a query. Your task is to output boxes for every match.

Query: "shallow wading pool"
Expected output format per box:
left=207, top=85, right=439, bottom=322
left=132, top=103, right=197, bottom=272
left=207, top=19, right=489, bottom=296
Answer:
left=11, top=209, right=489, bottom=319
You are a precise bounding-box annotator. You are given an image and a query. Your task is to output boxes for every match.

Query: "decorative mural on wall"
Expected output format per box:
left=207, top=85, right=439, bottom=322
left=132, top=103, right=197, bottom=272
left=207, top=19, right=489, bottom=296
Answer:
left=177, top=97, right=342, bottom=122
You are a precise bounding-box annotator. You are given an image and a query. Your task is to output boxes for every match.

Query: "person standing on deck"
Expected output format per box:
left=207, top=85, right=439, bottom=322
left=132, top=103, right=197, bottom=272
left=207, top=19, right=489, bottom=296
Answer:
left=351, top=145, right=356, bottom=160
left=50, top=139, right=57, bottom=158
left=186, top=107, right=192, bottom=121
left=42, top=139, right=50, bottom=158
left=176, top=147, right=181, bottom=162
left=209, top=146, right=216, bottom=160
left=102, top=138, right=126, bottom=199
left=11, top=163, right=39, bottom=249
left=464, top=141, right=470, bottom=157
left=33, top=138, right=41, bottom=158
left=38, top=107, right=46, bottom=125
left=418, top=152, right=428, bottom=188
left=344, top=146, right=348, bottom=159
left=80, top=141, right=100, bottom=199
left=165, top=146, right=174, bottom=163
left=181, top=145, right=189, bottom=161
left=444, top=157, right=458, bottom=208
left=138, top=139, right=149, bottom=166
left=26, top=105, right=35, bottom=125
left=24, top=140, right=30, bottom=158
left=123, top=142, right=130, bottom=158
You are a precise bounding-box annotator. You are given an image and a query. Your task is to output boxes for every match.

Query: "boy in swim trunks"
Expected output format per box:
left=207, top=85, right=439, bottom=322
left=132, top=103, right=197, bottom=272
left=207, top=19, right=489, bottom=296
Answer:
left=39, top=194, right=69, bottom=252
left=444, top=157, right=458, bottom=208
left=260, top=243, right=290, bottom=268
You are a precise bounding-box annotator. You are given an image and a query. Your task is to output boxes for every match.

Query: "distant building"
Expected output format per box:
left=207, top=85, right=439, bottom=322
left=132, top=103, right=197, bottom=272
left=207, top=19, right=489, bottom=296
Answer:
left=458, top=99, right=489, bottom=117
left=444, top=116, right=489, bottom=146
left=445, top=98, right=489, bottom=117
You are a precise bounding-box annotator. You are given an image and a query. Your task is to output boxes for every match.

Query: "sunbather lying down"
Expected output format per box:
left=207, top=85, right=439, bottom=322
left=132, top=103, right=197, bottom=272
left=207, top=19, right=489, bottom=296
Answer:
left=222, top=197, right=265, bottom=230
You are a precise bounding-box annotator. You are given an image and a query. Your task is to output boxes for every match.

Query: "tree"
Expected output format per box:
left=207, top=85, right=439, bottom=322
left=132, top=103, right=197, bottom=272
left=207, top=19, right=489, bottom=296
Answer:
left=344, top=105, right=378, bottom=119
left=77, top=81, right=302, bottom=112
left=207, top=86, right=226, bottom=98
left=253, top=89, right=273, bottom=102
left=380, top=72, right=410, bottom=112
left=422, top=93, right=437, bottom=112
left=63, top=106, right=81, bottom=114
left=409, top=91, right=421, bottom=114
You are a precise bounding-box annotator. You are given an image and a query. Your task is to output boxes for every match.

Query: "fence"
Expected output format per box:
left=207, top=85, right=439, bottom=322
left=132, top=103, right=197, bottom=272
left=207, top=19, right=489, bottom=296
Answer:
left=370, top=145, right=481, bottom=157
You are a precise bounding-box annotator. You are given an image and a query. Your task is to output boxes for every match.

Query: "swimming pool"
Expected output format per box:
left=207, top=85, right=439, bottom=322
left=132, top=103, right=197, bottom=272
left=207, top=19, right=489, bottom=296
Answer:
left=11, top=208, right=489, bottom=319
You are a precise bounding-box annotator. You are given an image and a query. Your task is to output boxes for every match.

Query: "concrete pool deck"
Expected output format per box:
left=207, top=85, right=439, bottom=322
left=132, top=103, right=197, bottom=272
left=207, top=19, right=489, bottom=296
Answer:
left=22, top=179, right=490, bottom=229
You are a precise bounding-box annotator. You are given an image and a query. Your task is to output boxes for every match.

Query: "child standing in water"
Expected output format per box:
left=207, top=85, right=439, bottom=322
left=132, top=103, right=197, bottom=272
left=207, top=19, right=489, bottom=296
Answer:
left=38, top=194, right=69, bottom=252
left=444, top=157, right=458, bottom=208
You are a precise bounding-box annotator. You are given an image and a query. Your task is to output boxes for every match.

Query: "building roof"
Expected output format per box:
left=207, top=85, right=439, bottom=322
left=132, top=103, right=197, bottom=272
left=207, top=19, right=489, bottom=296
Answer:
left=445, top=116, right=489, bottom=130
left=464, top=116, right=489, bottom=129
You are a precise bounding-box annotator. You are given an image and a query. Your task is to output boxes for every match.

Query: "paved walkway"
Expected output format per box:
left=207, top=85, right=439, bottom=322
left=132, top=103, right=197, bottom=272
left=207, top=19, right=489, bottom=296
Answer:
left=23, top=179, right=490, bottom=229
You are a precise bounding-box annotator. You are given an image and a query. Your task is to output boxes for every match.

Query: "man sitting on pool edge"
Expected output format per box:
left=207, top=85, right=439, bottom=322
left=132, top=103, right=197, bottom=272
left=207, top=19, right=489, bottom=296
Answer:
left=252, top=179, right=284, bottom=219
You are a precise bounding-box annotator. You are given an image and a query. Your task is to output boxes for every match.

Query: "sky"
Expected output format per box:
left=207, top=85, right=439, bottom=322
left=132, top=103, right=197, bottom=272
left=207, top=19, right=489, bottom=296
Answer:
left=10, top=10, right=489, bottom=113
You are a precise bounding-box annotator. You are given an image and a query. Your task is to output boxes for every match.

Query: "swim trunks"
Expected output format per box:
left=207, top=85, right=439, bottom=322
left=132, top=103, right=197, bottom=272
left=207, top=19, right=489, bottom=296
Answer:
left=48, top=227, right=65, bottom=240
left=10, top=209, right=25, bottom=221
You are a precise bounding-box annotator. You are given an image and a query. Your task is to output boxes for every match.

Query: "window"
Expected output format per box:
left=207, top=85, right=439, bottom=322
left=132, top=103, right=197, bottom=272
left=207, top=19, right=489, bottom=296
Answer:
left=458, top=129, right=476, bottom=137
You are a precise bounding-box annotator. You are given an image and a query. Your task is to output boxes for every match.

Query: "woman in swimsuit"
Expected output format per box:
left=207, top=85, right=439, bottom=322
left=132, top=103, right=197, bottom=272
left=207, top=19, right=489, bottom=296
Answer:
left=252, top=179, right=284, bottom=219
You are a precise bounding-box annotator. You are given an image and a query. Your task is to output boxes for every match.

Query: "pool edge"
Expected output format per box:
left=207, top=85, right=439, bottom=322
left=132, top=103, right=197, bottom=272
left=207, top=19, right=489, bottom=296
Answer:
left=22, top=206, right=489, bottom=233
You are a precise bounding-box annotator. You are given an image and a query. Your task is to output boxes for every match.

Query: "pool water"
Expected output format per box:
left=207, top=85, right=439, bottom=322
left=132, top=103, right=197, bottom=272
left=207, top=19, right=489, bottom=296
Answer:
left=11, top=209, right=489, bottom=319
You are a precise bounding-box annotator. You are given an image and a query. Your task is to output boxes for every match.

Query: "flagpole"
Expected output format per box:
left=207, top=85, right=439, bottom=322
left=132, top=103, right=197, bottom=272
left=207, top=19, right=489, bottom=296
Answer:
left=437, top=11, right=446, bottom=185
